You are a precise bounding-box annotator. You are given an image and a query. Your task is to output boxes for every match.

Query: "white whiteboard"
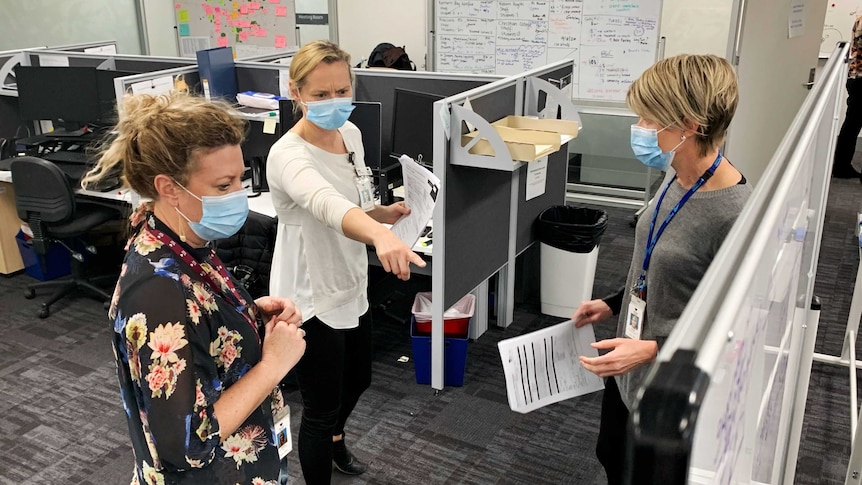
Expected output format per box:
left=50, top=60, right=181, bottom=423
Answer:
left=822, top=0, right=861, bottom=57
left=434, top=0, right=662, bottom=101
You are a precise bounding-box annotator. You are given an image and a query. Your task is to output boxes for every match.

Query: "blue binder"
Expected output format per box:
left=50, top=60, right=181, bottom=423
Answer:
left=196, top=46, right=238, bottom=101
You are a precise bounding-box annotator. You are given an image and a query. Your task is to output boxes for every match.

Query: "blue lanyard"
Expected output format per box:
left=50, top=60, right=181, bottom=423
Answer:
left=636, top=152, right=722, bottom=297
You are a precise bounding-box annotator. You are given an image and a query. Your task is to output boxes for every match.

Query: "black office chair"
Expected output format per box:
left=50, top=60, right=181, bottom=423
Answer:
left=11, top=156, right=122, bottom=318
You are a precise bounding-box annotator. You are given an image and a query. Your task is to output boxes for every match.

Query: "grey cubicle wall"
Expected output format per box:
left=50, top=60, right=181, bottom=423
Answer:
left=353, top=70, right=502, bottom=159
left=235, top=62, right=286, bottom=98
left=23, top=50, right=194, bottom=73
left=442, top=87, right=518, bottom=308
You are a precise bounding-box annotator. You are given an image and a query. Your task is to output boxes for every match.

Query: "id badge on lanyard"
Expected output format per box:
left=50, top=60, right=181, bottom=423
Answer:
left=273, top=404, right=292, bottom=458
left=349, top=152, right=375, bottom=211
left=625, top=294, right=645, bottom=340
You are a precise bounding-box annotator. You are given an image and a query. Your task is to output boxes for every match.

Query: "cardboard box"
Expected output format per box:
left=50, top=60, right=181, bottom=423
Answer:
left=492, top=115, right=579, bottom=138
left=462, top=124, right=562, bottom=162
left=0, top=182, right=24, bottom=274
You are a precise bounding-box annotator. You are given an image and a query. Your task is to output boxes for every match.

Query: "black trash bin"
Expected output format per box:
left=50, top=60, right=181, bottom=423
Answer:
left=536, top=206, right=608, bottom=317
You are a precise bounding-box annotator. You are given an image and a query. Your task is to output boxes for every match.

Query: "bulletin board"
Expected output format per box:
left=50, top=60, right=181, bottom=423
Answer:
left=434, top=0, right=662, bottom=102
left=174, top=0, right=298, bottom=59
left=822, top=1, right=861, bottom=57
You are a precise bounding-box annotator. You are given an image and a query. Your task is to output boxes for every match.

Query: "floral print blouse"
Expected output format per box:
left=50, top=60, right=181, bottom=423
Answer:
left=110, top=212, right=287, bottom=485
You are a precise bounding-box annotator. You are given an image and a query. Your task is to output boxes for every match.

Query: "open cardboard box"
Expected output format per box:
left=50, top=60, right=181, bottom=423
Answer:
left=461, top=124, right=562, bottom=162
left=492, top=115, right=580, bottom=138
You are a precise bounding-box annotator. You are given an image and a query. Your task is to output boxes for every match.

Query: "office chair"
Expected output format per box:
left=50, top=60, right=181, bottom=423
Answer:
left=11, top=156, right=122, bottom=318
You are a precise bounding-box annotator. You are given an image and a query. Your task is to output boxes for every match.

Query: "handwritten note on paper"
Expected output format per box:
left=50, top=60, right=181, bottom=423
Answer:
left=525, top=156, right=548, bottom=201
left=498, top=320, right=604, bottom=413
left=390, top=155, right=440, bottom=248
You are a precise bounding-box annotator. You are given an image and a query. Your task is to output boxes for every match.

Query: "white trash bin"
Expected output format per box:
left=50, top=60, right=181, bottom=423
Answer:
left=536, top=206, right=606, bottom=318
left=540, top=243, right=599, bottom=318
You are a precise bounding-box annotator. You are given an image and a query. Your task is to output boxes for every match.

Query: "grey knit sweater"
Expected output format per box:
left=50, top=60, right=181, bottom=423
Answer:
left=615, top=177, right=752, bottom=410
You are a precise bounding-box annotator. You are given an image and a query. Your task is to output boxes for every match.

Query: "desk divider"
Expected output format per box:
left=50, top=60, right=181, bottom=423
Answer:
left=428, top=59, right=578, bottom=389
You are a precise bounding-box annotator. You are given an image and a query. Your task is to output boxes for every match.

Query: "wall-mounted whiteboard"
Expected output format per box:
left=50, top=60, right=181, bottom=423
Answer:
left=822, top=1, right=861, bottom=57
left=434, top=0, right=661, bottom=102
left=174, top=0, right=298, bottom=59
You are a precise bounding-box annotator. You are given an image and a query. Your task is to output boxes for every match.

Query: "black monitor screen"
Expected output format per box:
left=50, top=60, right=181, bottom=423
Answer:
left=391, top=88, right=443, bottom=166
left=96, top=69, right=135, bottom=125
left=15, top=66, right=101, bottom=125
left=349, top=101, right=382, bottom=171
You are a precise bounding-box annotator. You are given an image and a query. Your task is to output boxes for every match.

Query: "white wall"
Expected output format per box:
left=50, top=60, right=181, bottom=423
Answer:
left=0, top=0, right=142, bottom=54
left=336, top=0, right=427, bottom=69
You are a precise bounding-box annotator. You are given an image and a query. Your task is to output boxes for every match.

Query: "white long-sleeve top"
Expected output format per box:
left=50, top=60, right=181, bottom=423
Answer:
left=266, top=121, right=369, bottom=328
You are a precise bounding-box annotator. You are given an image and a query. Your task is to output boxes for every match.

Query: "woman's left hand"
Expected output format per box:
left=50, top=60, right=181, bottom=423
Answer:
left=255, top=296, right=302, bottom=326
left=371, top=202, right=411, bottom=225
left=578, top=338, right=658, bottom=377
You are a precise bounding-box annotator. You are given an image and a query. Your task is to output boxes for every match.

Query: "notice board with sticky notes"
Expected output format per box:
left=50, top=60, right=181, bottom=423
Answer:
left=174, top=0, right=298, bottom=59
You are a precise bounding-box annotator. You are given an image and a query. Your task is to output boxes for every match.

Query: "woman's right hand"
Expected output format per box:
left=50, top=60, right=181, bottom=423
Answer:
left=261, top=318, right=307, bottom=380
left=373, top=230, right=426, bottom=281
left=572, top=299, right=613, bottom=328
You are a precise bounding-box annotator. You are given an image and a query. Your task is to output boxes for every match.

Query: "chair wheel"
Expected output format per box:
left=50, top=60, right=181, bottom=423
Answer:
left=24, top=288, right=35, bottom=299
left=38, top=306, right=50, bottom=319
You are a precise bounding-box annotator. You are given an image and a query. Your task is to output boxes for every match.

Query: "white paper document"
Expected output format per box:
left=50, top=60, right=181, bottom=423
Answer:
left=525, top=156, right=548, bottom=201
left=498, top=320, right=604, bottom=413
left=390, top=155, right=439, bottom=247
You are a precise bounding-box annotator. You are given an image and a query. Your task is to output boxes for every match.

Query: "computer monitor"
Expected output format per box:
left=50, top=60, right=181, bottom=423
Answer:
left=390, top=88, right=443, bottom=167
left=15, top=66, right=102, bottom=130
left=349, top=101, right=382, bottom=171
left=95, top=69, right=135, bottom=125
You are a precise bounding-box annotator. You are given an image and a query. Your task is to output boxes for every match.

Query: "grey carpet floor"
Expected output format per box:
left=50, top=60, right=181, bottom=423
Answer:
left=0, top=171, right=859, bottom=484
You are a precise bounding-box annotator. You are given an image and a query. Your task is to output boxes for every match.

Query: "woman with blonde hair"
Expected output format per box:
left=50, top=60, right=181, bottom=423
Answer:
left=571, top=54, right=752, bottom=484
left=84, top=93, right=306, bottom=484
left=266, top=40, right=425, bottom=484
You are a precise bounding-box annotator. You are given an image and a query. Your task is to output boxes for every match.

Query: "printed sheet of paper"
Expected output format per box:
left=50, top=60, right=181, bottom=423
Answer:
left=498, top=320, right=604, bottom=413
left=390, top=155, right=439, bottom=247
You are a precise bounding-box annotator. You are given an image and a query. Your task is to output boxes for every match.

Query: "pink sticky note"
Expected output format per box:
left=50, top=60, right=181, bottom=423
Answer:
left=239, top=31, right=249, bottom=41
left=214, top=7, right=221, bottom=13
left=175, top=3, right=181, bottom=9
left=250, top=1, right=261, bottom=10
left=257, top=28, right=268, bottom=37
left=238, top=19, right=251, bottom=27
left=214, top=24, right=221, bottom=33
left=275, top=5, right=287, bottom=16
left=268, top=0, right=280, bottom=3
left=218, top=36, right=229, bottom=47
left=240, top=4, right=249, bottom=14
left=205, top=5, right=214, bottom=15
left=275, top=35, right=287, bottom=48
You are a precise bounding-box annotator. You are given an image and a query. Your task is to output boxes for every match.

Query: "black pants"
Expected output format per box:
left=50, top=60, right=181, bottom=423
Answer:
left=596, top=377, right=630, bottom=485
left=834, top=77, right=862, bottom=175
left=295, top=312, right=373, bottom=485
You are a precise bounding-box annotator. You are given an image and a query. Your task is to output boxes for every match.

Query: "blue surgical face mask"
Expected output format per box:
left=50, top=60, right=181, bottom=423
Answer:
left=630, top=124, right=686, bottom=171
left=302, top=97, right=355, bottom=131
left=175, top=182, right=249, bottom=241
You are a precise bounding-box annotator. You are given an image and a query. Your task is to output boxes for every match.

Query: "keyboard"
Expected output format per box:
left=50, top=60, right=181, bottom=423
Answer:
left=41, top=151, right=90, bottom=164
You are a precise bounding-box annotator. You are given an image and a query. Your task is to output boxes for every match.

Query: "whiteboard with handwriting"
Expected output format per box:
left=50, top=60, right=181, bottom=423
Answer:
left=434, top=0, right=661, bottom=101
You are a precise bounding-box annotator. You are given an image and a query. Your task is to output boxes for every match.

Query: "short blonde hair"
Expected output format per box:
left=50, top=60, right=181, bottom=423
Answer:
left=626, top=54, right=738, bottom=157
left=81, top=93, right=246, bottom=199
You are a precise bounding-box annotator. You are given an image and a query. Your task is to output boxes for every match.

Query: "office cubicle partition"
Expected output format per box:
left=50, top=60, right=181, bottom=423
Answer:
left=629, top=43, right=847, bottom=485
left=236, top=48, right=298, bottom=64
left=425, top=59, right=579, bottom=389
left=21, top=49, right=194, bottom=73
